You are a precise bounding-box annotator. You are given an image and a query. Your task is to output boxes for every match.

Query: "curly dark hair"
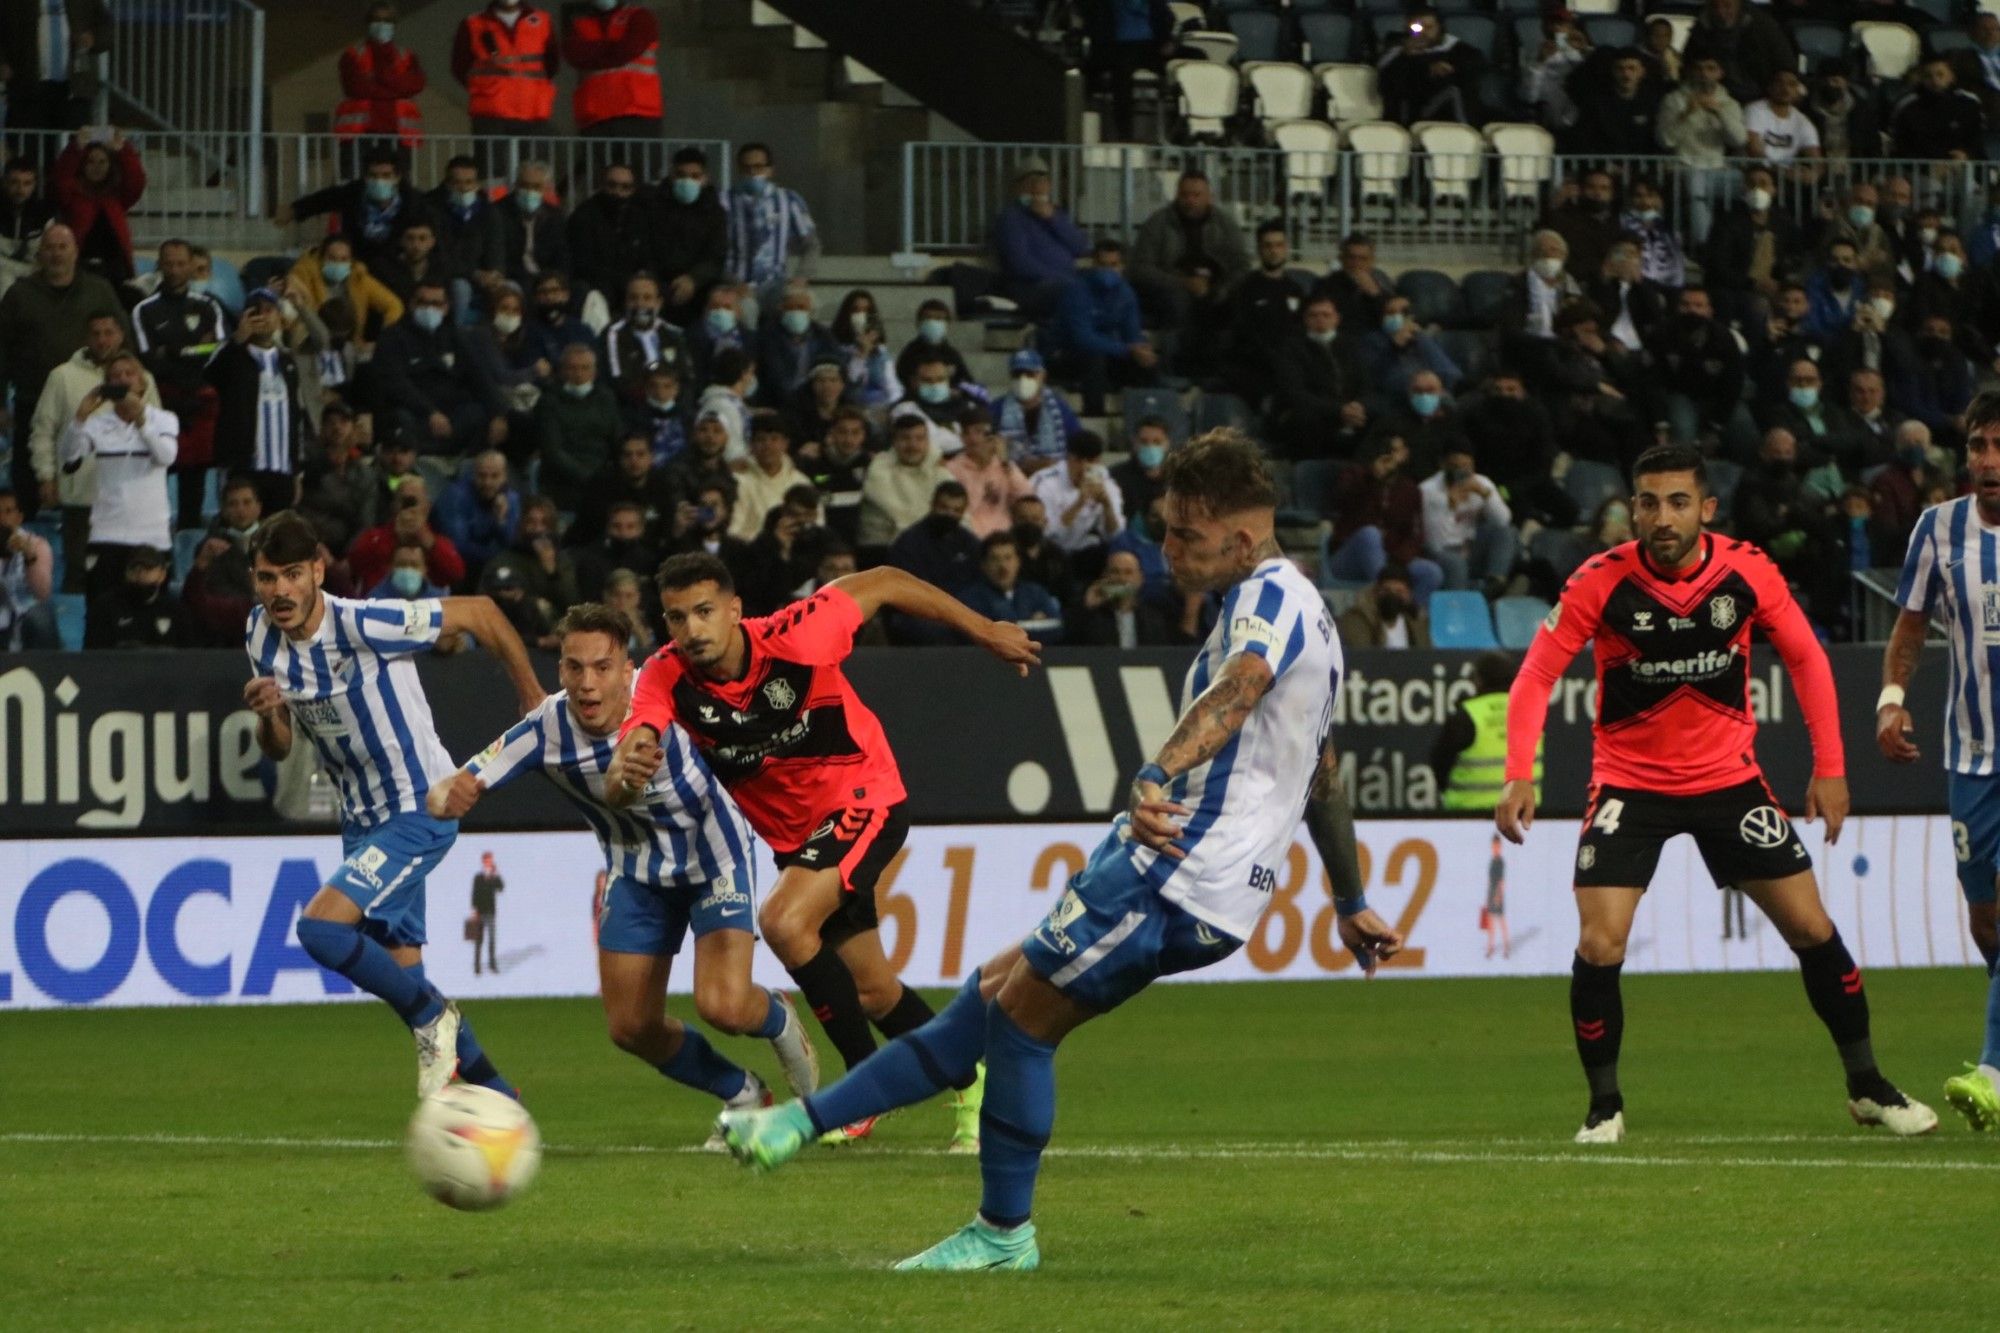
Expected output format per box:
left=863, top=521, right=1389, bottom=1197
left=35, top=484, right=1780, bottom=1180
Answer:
left=1160, top=428, right=1277, bottom=517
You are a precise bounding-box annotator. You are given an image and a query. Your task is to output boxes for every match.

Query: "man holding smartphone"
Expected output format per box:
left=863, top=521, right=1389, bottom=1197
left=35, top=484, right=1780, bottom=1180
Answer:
left=57, top=349, right=177, bottom=627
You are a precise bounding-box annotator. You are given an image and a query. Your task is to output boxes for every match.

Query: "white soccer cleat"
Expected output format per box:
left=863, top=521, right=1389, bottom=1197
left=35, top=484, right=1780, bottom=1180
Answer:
left=414, top=1001, right=462, bottom=1099
left=1849, top=1091, right=1939, bottom=1137
left=704, top=1073, right=773, bottom=1153
left=1573, top=1109, right=1625, bottom=1145
left=768, top=991, right=820, bottom=1097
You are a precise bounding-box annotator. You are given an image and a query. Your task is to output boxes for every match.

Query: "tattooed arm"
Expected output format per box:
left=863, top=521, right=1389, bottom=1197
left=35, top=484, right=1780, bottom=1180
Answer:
left=1876, top=609, right=1927, bottom=764
left=1127, top=652, right=1275, bottom=858
left=1304, top=731, right=1404, bottom=975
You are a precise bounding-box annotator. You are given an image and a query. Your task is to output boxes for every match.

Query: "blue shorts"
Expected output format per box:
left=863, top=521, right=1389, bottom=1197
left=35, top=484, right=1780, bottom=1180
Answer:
left=1949, top=772, right=2000, bottom=906
left=596, top=864, right=757, bottom=957
left=1019, top=829, right=1243, bottom=1013
left=330, top=812, right=459, bottom=948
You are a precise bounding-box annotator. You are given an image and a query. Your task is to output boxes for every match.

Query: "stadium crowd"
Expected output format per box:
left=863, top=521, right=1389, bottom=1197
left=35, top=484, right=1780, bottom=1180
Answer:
left=0, top=0, right=1990, bottom=655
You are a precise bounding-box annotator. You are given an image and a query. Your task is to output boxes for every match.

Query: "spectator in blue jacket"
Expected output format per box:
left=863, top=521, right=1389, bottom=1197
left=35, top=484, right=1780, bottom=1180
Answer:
left=991, top=160, right=1091, bottom=318
left=1045, top=238, right=1160, bottom=414
left=757, top=279, right=840, bottom=405
left=958, top=529, right=1064, bottom=644
left=432, top=448, right=521, bottom=583
left=1801, top=238, right=1868, bottom=336
left=1360, top=293, right=1463, bottom=407
left=1891, top=312, right=1977, bottom=438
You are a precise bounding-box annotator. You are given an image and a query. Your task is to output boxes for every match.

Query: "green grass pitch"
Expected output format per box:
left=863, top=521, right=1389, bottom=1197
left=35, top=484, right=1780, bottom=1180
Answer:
left=3, top=969, right=1995, bottom=1330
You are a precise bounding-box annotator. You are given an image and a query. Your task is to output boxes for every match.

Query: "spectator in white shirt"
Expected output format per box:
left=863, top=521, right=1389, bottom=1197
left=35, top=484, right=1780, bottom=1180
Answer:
left=1419, top=444, right=1515, bottom=593
left=1743, top=70, right=1821, bottom=167
left=729, top=410, right=814, bottom=542
left=58, top=349, right=178, bottom=613
left=1029, top=429, right=1124, bottom=567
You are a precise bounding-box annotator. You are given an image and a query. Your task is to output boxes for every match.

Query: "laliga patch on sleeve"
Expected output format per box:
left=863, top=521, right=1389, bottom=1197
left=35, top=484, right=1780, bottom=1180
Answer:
left=1543, top=603, right=1561, bottom=632
left=1230, top=614, right=1281, bottom=653
left=471, top=738, right=504, bottom=771
left=404, top=600, right=437, bottom=638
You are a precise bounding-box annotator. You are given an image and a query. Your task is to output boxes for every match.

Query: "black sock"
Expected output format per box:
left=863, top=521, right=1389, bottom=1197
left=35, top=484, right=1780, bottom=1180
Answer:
left=1794, top=931, right=1883, bottom=1096
left=787, top=948, right=878, bottom=1071
left=873, top=985, right=935, bottom=1040
left=1571, top=954, right=1624, bottom=1114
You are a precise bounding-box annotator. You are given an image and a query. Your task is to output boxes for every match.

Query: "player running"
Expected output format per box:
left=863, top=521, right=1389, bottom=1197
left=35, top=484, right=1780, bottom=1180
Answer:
left=426, top=603, right=820, bottom=1147
left=1878, top=390, right=2000, bottom=1130
left=607, top=552, right=1040, bottom=1149
left=714, top=430, right=1404, bottom=1272
left=1498, top=444, right=1935, bottom=1144
left=242, top=512, right=545, bottom=1099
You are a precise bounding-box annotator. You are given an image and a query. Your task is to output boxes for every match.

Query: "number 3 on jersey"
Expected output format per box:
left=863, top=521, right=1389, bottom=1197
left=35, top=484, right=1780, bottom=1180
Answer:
left=1593, top=798, right=1626, bottom=836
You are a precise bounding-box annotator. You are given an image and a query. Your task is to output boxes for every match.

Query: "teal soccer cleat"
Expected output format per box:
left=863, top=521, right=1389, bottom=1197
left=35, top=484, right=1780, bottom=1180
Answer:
left=716, top=1099, right=814, bottom=1172
left=894, top=1218, right=1040, bottom=1272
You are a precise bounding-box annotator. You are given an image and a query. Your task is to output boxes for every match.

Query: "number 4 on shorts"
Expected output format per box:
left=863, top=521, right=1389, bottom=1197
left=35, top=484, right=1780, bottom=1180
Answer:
left=1592, top=799, right=1625, bottom=836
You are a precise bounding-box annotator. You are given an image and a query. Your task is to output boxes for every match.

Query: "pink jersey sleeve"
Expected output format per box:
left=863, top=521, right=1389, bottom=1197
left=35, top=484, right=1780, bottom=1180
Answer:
left=752, top=586, right=863, bottom=666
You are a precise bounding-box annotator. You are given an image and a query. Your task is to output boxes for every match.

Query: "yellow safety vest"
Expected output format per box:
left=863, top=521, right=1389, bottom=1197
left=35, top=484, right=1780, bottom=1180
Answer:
left=1441, top=691, right=1540, bottom=811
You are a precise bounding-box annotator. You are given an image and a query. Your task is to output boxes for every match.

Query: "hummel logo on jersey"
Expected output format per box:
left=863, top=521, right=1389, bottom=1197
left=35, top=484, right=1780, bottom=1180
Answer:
left=1709, top=595, right=1738, bottom=630
left=1631, top=611, right=1654, bottom=632
left=1739, top=805, right=1791, bottom=848
left=698, top=704, right=720, bottom=723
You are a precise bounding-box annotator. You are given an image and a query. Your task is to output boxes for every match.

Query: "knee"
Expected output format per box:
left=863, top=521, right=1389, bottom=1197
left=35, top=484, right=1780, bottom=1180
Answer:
left=1970, top=910, right=1998, bottom=961
left=757, top=899, right=816, bottom=960
left=694, top=982, right=757, bottom=1035
left=855, top=978, right=900, bottom=1019
left=294, top=914, right=356, bottom=967
left=1575, top=924, right=1627, bottom=967
left=606, top=1010, right=673, bottom=1056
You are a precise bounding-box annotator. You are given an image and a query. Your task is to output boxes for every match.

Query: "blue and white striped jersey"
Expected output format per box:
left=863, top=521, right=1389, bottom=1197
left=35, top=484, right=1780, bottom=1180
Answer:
left=245, top=595, right=456, bottom=830
left=1897, top=496, right=2000, bottom=775
left=1128, top=557, right=1341, bottom=939
left=464, top=691, right=754, bottom=886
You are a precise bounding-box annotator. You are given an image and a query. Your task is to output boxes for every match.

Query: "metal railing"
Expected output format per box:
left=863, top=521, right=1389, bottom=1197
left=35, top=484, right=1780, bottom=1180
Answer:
left=0, top=129, right=732, bottom=254
left=104, top=0, right=265, bottom=203
left=903, top=139, right=1997, bottom=260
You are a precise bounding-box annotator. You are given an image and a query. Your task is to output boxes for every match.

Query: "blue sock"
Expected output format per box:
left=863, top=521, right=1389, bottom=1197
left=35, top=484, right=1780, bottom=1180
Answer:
left=978, top=1003, right=1057, bottom=1231
left=658, top=1026, right=749, bottom=1101
left=399, top=963, right=516, bottom=1098
left=1982, top=957, right=2000, bottom=1069
left=804, top=971, right=988, bottom=1134
left=296, top=917, right=441, bottom=1028
left=753, top=990, right=788, bottom=1040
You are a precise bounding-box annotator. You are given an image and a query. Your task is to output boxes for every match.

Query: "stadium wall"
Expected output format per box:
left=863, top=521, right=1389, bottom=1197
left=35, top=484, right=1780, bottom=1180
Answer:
left=0, top=816, right=1979, bottom=1010
left=0, top=645, right=1959, bottom=837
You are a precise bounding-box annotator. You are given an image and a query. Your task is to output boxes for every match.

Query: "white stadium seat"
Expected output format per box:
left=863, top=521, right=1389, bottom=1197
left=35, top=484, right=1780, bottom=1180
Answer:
left=1242, top=61, right=1316, bottom=125
left=1344, top=120, right=1413, bottom=202
left=1314, top=62, right=1383, bottom=128
left=1169, top=59, right=1242, bottom=139
left=1181, top=30, right=1240, bottom=64
left=1486, top=122, right=1555, bottom=205
left=1415, top=122, right=1485, bottom=206
left=1853, top=21, right=1921, bottom=81
left=1270, top=118, right=1340, bottom=197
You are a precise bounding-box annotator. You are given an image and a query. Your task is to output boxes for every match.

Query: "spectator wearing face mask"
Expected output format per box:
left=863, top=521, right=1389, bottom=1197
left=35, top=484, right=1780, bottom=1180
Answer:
left=759, top=280, right=839, bottom=405
left=889, top=480, right=981, bottom=595
left=664, top=409, right=738, bottom=509
left=896, top=347, right=974, bottom=442
left=498, top=161, right=569, bottom=289
left=1388, top=370, right=1473, bottom=482
left=800, top=405, right=873, bottom=543
left=694, top=346, right=756, bottom=460
left=652, top=147, right=727, bottom=326
left=279, top=146, right=423, bottom=273
left=631, top=363, right=688, bottom=467
left=1893, top=314, right=1978, bottom=439
left=1869, top=420, right=1939, bottom=559
left=1337, top=563, right=1431, bottom=650
left=535, top=341, right=623, bottom=509
left=85, top=544, right=192, bottom=649
left=1907, top=235, right=1990, bottom=366
left=1008, top=491, right=1077, bottom=608
left=828, top=287, right=898, bottom=408
left=483, top=493, right=579, bottom=622
left=1359, top=296, right=1462, bottom=409
left=1811, top=181, right=1895, bottom=282
left=570, top=431, right=678, bottom=547
left=990, top=348, right=1081, bottom=475
left=348, top=472, right=464, bottom=591
left=367, top=536, right=454, bottom=601
left=1802, top=240, right=1868, bottom=338
left=991, top=160, right=1092, bottom=318
left=288, top=236, right=403, bottom=366
left=1588, top=238, right=1669, bottom=354
left=895, top=299, right=974, bottom=392
left=1030, top=429, right=1124, bottom=570
left=1459, top=371, right=1574, bottom=530
left=1109, top=415, right=1173, bottom=526
left=368, top=277, right=505, bottom=456
left=428, top=155, right=508, bottom=300
left=1618, top=177, right=1686, bottom=290
left=568, top=163, right=657, bottom=305
left=1758, top=359, right=1836, bottom=465
left=373, top=217, right=471, bottom=324
left=1648, top=285, right=1752, bottom=458
left=1702, top=166, right=1798, bottom=327
left=725, top=141, right=817, bottom=312
left=574, top=499, right=659, bottom=603
left=1269, top=294, right=1368, bottom=458
left=1540, top=169, right=1622, bottom=288
left=601, top=271, right=687, bottom=408
left=1501, top=229, right=1584, bottom=346
left=688, top=284, right=758, bottom=396
left=334, top=4, right=426, bottom=169
left=1046, top=238, right=1159, bottom=416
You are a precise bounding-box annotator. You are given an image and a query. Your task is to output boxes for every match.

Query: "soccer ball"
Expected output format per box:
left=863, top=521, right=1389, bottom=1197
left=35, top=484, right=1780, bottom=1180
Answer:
left=405, top=1084, right=541, bottom=1211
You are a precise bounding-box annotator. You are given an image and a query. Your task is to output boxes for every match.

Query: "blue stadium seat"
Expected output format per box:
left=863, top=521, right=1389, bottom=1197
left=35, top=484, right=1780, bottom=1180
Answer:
left=1458, top=269, right=1514, bottom=328
left=172, top=528, right=207, bottom=592
left=1562, top=458, right=1625, bottom=517
left=1121, top=386, right=1191, bottom=443
left=1908, top=0, right=1954, bottom=25
left=51, top=593, right=85, bottom=650
left=1299, top=12, right=1353, bottom=63
left=1395, top=268, right=1465, bottom=327
left=1294, top=458, right=1340, bottom=518
left=1581, top=16, right=1637, bottom=50
left=1929, top=27, right=1973, bottom=57
left=1430, top=591, right=1500, bottom=649
left=1493, top=594, right=1552, bottom=649
left=1194, top=390, right=1253, bottom=434
left=1790, top=21, right=1849, bottom=71
left=1288, top=0, right=1340, bottom=12
left=1492, top=0, right=1545, bottom=13
left=1228, top=9, right=1286, bottom=63
left=1434, top=328, right=1492, bottom=386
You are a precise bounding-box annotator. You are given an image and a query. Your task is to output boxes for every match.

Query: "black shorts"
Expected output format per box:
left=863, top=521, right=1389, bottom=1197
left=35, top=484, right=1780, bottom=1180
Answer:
left=771, top=802, right=911, bottom=947
left=1573, top=777, right=1811, bottom=891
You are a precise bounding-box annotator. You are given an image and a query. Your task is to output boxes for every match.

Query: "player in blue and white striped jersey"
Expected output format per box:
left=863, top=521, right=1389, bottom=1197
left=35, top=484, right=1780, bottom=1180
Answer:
left=428, top=603, right=820, bottom=1142
left=241, top=513, right=546, bottom=1102
left=1881, top=391, right=2000, bottom=1129
left=718, top=431, right=1405, bottom=1271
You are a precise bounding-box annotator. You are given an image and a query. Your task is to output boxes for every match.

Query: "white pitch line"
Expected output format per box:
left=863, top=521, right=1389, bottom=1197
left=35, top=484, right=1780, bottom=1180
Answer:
left=2, top=1130, right=1995, bottom=1173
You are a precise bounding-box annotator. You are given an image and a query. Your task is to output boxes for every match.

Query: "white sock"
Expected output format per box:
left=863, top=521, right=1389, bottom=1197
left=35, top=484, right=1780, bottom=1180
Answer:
left=725, top=1071, right=766, bottom=1109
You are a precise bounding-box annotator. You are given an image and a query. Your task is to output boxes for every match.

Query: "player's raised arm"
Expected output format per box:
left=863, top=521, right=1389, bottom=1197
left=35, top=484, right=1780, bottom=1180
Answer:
left=829, top=566, right=1042, bottom=675
left=439, top=595, right=547, bottom=715
left=1303, top=733, right=1403, bottom=976
left=428, top=711, right=550, bottom=820
left=243, top=675, right=292, bottom=760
